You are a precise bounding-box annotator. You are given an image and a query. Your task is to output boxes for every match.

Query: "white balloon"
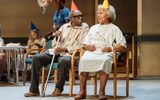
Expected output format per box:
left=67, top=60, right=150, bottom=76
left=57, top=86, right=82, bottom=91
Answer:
left=37, top=0, right=52, bottom=14
left=37, top=0, right=46, bottom=7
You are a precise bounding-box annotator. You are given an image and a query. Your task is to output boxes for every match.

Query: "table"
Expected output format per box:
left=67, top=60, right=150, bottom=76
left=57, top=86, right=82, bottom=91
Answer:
left=0, top=46, right=27, bottom=83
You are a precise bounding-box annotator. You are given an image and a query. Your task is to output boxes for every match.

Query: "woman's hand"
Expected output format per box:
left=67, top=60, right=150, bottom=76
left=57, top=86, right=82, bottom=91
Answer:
left=84, top=44, right=96, bottom=51
left=101, top=47, right=112, bottom=53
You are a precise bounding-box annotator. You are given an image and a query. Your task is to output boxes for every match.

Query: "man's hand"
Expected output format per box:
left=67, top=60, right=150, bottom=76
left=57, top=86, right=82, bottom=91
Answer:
left=45, top=27, right=56, bottom=37
left=101, top=47, right=112, bottom=53
left=54, top=31, right=61, bottom=37
left=84, top=44, right=96, bottom=51
left=54, top=47, right=67, bottom=55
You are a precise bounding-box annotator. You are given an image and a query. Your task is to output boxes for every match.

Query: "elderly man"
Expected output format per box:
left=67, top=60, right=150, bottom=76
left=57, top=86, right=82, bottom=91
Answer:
left=24, top=10, right=89, bottom=97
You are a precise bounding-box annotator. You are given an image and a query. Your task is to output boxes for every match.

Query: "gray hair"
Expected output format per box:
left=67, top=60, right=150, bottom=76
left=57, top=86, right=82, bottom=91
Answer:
left=98, top=4, right=116, bottom=22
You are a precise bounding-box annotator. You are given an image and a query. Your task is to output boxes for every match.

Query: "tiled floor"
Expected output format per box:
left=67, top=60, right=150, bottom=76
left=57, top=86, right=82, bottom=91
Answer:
left=0, top=79, right=160, bottom=100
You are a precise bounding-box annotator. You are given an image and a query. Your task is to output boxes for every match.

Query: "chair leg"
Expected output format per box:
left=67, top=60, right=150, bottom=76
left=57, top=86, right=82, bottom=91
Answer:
left=41, top=67, right=45, bottom=95
left=126, top=69, right=129, bottom=96
left=126, top=76, right=129, bottom=97
left=72, top=70, right=75, bottom=85
left=93, top=76, right=97, bottom=95
left=69, top=70, right=73, bottom=96
left=113, top=76, right=117, bottom=98
left=126, top=54, right=129, bottom=97
left=113, top=71, right=117, bottom=98
left=23, top=64, right=27, bottom=86
left=54, top=69, right=58, bottom=83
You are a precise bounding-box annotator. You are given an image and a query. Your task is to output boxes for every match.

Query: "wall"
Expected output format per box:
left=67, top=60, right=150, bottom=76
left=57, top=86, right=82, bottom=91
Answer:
left=139, top=0, right=160, bottom=76
left=0, top=0, right=95, bottom=38
left=0, top=0, right=136, bottom=38
left=0, top=0, right=55, bottom=37
left=140, top=43, right=160, bottom=76
left=110, top=0, right=137, bottom=34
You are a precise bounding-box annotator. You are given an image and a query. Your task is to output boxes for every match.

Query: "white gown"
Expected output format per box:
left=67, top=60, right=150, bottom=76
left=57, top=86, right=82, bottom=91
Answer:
left=79, top=23, right=126, bottom=74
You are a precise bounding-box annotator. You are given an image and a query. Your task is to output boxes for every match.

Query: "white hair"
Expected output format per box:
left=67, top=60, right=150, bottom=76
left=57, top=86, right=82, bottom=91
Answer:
left=98, top=4, right=116, bottom=22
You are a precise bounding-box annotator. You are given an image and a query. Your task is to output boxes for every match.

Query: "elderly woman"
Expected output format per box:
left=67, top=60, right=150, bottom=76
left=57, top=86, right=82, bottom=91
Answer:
left=75, top=5, right=127, bottom=100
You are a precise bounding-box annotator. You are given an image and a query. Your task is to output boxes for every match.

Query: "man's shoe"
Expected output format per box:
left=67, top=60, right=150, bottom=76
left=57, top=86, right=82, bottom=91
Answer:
left=24, top=92, right=40, bottom=97
left=52, top=88, right=61, bottom=96
left=0, top=75, right=8, bottom=82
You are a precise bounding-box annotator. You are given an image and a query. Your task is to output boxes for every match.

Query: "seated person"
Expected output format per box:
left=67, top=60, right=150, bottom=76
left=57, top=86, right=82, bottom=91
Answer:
left=24, top=10, right=89, bottom=97
left=26, top=22, right=46, bottom=55
left=24, top=22, right=46, bottom=80
left=0, top=33, right=7, bottom=82
left=75, top=3, right=127, bottom=100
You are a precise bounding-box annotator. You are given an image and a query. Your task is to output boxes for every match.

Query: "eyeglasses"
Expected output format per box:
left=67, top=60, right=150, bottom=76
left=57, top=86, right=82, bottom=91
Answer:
left=72, top=15, right=83, bottom=18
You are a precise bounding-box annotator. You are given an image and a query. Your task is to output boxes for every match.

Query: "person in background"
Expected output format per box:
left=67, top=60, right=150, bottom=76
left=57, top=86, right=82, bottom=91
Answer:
left=24, top=10, right=89, bottom=97
left=24, top=22, right=46, bottom=81
left=74, top=0, right=127, bottom=99
left=0, top=30, right=8, bottom=82
left=26, top=22, right=46, bottom=54
left=45, top=0, right=70, bottom=41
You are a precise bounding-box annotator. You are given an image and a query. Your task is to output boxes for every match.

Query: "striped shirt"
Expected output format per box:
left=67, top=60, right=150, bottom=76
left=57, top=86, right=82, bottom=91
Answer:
left=51, top=22, right=89, bottom=55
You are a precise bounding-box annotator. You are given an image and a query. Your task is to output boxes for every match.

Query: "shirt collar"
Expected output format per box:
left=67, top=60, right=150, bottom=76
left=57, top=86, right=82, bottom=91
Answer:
left=67, top=22, right=83, bottom=29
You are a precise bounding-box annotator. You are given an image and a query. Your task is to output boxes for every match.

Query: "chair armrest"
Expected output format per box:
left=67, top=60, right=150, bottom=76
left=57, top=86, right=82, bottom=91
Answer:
left=113, top=48, right=129, bottom=53
left=26, top=48, right=43, bottom=54
left=26, top=48, right=43, bottom=58
left=113, top=48, right=129, bottom=61
left=70, top=49, right=85, bottom=72
left=71, top=49, right=81, bottom=72
left=113, top=48, right=129, bottom=73
left=40, top=48, right=46, bottom=53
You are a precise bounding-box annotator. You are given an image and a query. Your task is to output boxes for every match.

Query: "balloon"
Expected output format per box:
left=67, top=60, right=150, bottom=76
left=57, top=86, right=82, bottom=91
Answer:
left=37, top=0, right=53, bottom=14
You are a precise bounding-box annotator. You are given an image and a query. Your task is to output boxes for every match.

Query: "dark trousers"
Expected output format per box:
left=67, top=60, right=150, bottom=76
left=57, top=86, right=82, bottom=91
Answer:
left=55, top=56, right=70, bottom=92
left=0, top=53, right=6, bottom=76
left=29, top=50, right=70, bottom=93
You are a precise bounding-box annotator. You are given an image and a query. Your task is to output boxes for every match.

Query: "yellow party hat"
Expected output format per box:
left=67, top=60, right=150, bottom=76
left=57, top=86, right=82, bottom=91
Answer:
left=102, top=0, right=110, bottom=9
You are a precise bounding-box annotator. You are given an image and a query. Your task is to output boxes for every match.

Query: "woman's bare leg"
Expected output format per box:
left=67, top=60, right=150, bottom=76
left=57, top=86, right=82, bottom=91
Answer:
left=99, top=71, right=109, bottom=97
left=75, top=72, right=88, bottom=99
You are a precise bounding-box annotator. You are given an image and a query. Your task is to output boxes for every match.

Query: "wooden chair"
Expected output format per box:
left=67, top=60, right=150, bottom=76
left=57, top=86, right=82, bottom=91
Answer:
left=23, top=40, right=58, bottom=87
left=69, top=49, right=97, bottom=96
left=112, top=49, right=129, bottom=98
left=23, top=48, right=43, bottom=86
left=69, top=49, right=129, bottom=98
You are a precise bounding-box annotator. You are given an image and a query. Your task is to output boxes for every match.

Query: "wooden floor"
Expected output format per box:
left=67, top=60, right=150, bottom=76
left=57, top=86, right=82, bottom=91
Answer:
left=0, top=79, right=160, bottom=100
left=0, top=82, right=17, bottom=87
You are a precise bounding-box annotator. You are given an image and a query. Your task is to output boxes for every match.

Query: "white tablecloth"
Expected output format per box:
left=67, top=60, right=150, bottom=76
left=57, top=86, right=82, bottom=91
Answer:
left=0, top=46, right=27, bottom=83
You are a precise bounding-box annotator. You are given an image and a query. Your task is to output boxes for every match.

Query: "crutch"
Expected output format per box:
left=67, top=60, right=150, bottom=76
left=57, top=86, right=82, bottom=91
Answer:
left=42, top=35, right=61, bottom=97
